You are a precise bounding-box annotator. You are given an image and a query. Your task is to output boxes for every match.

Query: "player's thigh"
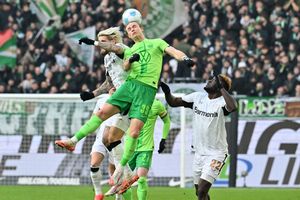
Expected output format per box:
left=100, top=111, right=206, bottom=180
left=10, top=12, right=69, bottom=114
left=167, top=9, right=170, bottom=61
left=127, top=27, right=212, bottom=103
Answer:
left=108, top=126, right=125, bottom=143
left=201, top=154, right=227, bottom=184
left=96, top=103, right=120, bottom=120
left=135, top=151, right=153, bottom=170
left=101, top=126, right=111, bottom=146
left=128, top=82, right=156, bottom=123
left=91, top=138, right=108, bottom=166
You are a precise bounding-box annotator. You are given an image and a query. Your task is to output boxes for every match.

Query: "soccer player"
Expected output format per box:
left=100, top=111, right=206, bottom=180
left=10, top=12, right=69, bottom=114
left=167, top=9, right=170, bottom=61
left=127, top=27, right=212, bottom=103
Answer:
left=89, top=90, right=132, bottom=200
left=108, top=98, right=170, bottom=198
left=57, top=8, right=194, bottom=185
left=160, top=72, right=237, bottom=200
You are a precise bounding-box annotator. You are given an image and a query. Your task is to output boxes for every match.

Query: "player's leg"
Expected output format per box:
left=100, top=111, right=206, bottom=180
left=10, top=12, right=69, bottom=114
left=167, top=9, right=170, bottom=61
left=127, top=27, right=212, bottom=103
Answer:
left=90, top=152, right=105, bottom=200
left=197, top=179, right=211, bottom=200
left=90, top=126, right=110, bottom=200
left=55, top=101, right=120, bottom=151
left=197, top=154, right=227, bottom=200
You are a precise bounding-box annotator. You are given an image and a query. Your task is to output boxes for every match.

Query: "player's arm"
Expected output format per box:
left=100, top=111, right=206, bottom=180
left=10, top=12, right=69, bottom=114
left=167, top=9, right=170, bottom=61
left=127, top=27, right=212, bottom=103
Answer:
left=79, top=37, right=124, bottom=55
left=160, top=82, right=193, bottom=109
left=214, top=72, right=238, bottom=112
left=80, top=75, right=113, bottom=101
left=164, top=46, right=195, bottom=67
left=158, top=103, right=171, bottom=153
left=123, top=53, right=140, bottom=71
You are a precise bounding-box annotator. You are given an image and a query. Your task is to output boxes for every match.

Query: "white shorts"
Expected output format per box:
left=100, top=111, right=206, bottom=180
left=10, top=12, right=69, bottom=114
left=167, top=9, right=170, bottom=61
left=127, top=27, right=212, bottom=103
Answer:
left=90, top=124, right=114, bottom=164
left=193, top=153, right=228, bottom=184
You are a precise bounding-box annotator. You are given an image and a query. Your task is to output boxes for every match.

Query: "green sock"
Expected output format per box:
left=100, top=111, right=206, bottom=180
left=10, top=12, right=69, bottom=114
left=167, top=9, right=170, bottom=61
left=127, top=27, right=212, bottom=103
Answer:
left=137, top=176, right=148, bottom=200
left=122, top=187, right=133, bottom=200
left=74, top=115, right=103, bottom=141
left=120, top=135, right=137, bottom=166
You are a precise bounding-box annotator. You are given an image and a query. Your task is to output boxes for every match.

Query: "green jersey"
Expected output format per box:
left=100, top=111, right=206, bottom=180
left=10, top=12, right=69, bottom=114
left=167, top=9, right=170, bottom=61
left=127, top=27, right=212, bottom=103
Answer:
left=136, top=99, right=167, bottom=151
left=124, top=38, right=169, bottom=88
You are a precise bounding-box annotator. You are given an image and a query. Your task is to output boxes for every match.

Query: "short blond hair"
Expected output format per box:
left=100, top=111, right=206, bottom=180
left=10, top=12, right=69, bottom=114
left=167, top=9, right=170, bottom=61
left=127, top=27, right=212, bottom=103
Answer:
left=219, top=74, right=232, bottom=91
left=97, top=27, right=123, bottom=44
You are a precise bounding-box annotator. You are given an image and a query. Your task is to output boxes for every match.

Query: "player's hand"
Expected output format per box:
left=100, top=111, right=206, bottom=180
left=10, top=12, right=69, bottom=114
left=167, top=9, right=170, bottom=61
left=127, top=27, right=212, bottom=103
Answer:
left=80, top=91, right=95, bottom=101
left=129, top=53, right=140, bottom=63
left=160, top=82, right=170, bottom=94
left=158, top=139, right=166, bottom=153
left=79, top=37, right=95, bottom=45
left=182, top=56, right=195, bottom=67
left=213, top=71, right=223, bottom=90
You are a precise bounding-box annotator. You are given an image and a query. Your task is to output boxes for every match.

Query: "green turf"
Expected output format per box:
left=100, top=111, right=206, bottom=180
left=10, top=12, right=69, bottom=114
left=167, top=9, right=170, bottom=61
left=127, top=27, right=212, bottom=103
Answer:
left=0, top=185, right=299, bottom=200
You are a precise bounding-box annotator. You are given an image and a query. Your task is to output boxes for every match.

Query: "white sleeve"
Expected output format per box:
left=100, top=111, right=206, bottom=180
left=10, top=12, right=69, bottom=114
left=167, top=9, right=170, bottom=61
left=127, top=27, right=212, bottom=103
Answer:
left=182, top=92, right=199, bottom=103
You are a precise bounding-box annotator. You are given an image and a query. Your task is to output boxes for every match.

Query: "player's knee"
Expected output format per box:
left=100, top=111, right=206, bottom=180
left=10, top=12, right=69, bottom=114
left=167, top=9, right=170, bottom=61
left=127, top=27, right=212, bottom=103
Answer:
left=137, top=176, right=147, bottom=189
left=90, top=167, right=100, bottom=172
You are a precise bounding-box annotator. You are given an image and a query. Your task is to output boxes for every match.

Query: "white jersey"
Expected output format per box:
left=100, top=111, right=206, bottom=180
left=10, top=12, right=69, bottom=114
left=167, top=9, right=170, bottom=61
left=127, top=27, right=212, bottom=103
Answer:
left=104, top=43, right=128, bottom=89
left=182, top=91, right=228, bottom=155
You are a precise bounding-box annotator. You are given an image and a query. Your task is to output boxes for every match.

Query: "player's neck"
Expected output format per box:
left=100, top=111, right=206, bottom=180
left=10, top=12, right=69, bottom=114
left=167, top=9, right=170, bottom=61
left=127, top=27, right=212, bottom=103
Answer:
left=208, top=92, right=221, bottom=99
left=133, top=35, right=145, bottom=43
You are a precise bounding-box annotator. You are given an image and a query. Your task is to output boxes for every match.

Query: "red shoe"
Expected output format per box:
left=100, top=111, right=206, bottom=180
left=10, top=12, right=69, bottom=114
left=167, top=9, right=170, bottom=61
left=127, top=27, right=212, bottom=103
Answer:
left=118, top=175, right=139, bottom=194
left=55, top=139, right=75, bottom=152
left=104, top=183, right=122, bottom=196
left=94, top=194, right=104, bottom=200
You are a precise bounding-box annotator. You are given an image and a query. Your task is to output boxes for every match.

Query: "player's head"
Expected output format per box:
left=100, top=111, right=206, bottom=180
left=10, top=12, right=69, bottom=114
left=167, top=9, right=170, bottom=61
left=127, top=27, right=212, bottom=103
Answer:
left=125, top=21, right=144, bottom=41
left=204, top=74, right=232, bottom=94
left=97, top=27, right=122, bottom=54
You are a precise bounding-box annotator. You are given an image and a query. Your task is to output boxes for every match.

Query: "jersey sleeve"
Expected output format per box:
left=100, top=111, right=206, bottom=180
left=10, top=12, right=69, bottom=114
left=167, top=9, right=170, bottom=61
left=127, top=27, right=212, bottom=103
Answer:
left=157, top=39, right=169, bottom=52
left=123, top=47, right=132, bottom=60
left=156, top=100, right=168, bottom=118
left=182, top=92, right=199, bottom=103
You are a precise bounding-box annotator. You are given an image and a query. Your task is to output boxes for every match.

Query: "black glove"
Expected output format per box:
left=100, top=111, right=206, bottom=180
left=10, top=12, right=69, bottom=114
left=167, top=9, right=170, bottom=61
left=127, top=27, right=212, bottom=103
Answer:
left=158, top=139, right=166, bottom=153
left=79, top=37, right=95, bottom=45
left=213, top=71, right=223, bottom=90
left=160, top=82, right=170, bottom=94
left=129, top=53, right=140, bottom=63
left=182, top=56, right=195, bottom=67
left=80, top=91, right=95, bottom=101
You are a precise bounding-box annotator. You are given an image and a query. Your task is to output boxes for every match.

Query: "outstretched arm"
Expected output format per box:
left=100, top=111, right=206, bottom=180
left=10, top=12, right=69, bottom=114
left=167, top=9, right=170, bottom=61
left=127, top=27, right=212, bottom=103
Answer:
left=160, top=82, right=193, bottom=108
left=164, top=46, right=195, bottom=67
left=79, top=37, right=124, bottom=55
left=80, top=75, right=113, bottom=101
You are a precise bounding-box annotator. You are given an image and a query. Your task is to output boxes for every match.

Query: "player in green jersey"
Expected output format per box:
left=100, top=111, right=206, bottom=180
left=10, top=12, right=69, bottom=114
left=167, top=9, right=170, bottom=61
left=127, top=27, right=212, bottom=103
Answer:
left=118, top=99, right=171, bottom=199
left=55, top=8, right=194, bottom=185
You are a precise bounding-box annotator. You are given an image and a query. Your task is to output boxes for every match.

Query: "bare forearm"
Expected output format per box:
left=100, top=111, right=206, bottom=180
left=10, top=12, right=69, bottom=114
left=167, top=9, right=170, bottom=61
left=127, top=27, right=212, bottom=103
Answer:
left=94, top=41, right=124, bottom=55
left=165, top=93, right=191, bottom=108
left=123, top=59, right=131, bottom=71
left=93, top=79, right=113, bottom=97
left=220, top=88, right=238, bottom=112
left=291, top=2, right=299, bottom=11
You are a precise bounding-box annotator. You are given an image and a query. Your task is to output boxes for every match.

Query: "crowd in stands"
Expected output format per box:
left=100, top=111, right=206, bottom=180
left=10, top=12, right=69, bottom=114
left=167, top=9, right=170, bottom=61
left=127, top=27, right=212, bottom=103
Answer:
left=0, top=0, right=300, bottom=97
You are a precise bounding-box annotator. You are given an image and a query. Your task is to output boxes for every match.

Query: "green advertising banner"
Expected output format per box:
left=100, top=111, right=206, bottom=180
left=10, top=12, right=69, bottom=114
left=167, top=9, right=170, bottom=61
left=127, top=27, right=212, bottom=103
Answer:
left=238, top=97, right=285, bottom=118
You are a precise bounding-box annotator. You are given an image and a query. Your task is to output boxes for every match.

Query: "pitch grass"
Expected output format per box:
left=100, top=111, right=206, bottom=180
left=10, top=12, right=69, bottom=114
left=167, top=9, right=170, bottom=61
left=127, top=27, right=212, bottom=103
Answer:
left=0, top=185, right=300, bottom=200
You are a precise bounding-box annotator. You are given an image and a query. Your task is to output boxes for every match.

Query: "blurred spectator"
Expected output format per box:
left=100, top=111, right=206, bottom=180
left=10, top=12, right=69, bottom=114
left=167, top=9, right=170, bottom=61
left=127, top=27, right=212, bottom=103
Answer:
left=0, top=0, right=299, bottom=97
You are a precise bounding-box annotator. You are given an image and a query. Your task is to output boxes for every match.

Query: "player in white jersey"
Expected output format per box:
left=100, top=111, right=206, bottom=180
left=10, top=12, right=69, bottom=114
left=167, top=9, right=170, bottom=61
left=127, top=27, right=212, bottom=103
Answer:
left=55, top=27, right=139, bottom=200
left=160, top=72, right=237, bottom=200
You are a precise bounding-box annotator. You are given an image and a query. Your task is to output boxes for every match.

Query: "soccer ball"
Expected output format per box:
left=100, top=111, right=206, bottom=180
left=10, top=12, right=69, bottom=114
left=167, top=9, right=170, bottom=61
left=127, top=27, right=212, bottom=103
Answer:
left=122, top=8, right=142, bottom=26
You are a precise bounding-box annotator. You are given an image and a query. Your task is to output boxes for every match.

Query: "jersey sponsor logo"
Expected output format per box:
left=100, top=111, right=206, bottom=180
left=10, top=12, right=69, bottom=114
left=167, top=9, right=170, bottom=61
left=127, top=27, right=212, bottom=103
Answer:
left=194, top=106, right=218, bottom=117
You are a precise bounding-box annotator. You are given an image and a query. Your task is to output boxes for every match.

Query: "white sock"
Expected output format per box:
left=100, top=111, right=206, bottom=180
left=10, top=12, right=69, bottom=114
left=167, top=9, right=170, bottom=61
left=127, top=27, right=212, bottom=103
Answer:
left=112, top=144, right=123, bottom=165
left=115, top=194, right=122, bottom=200
left=70, top=136, right=78, bottom=144
left=112, top=144, right=133, bottom=179
left=90, top=168, right=102, bottom=195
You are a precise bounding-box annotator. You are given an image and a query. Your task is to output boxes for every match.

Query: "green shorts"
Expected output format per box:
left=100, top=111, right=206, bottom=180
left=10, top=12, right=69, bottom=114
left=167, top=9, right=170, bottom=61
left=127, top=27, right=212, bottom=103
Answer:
left=106, top=79, right=156, bottom=123
left=128, top=151, right=153, bottom=170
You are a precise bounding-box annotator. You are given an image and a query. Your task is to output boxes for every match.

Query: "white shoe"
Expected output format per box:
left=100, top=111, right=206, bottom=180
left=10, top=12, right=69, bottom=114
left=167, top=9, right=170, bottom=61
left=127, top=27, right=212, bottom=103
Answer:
left=104, top=183, right=122, bottom=196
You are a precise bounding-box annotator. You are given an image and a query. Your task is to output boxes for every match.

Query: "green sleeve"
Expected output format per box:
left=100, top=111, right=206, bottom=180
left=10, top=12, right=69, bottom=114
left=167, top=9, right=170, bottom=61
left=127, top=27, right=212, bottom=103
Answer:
left=123, top=47, right=132, bottom=59
left=157, top=39, right=169, bottom=53
left=157, top=100, right=170, bottom=139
